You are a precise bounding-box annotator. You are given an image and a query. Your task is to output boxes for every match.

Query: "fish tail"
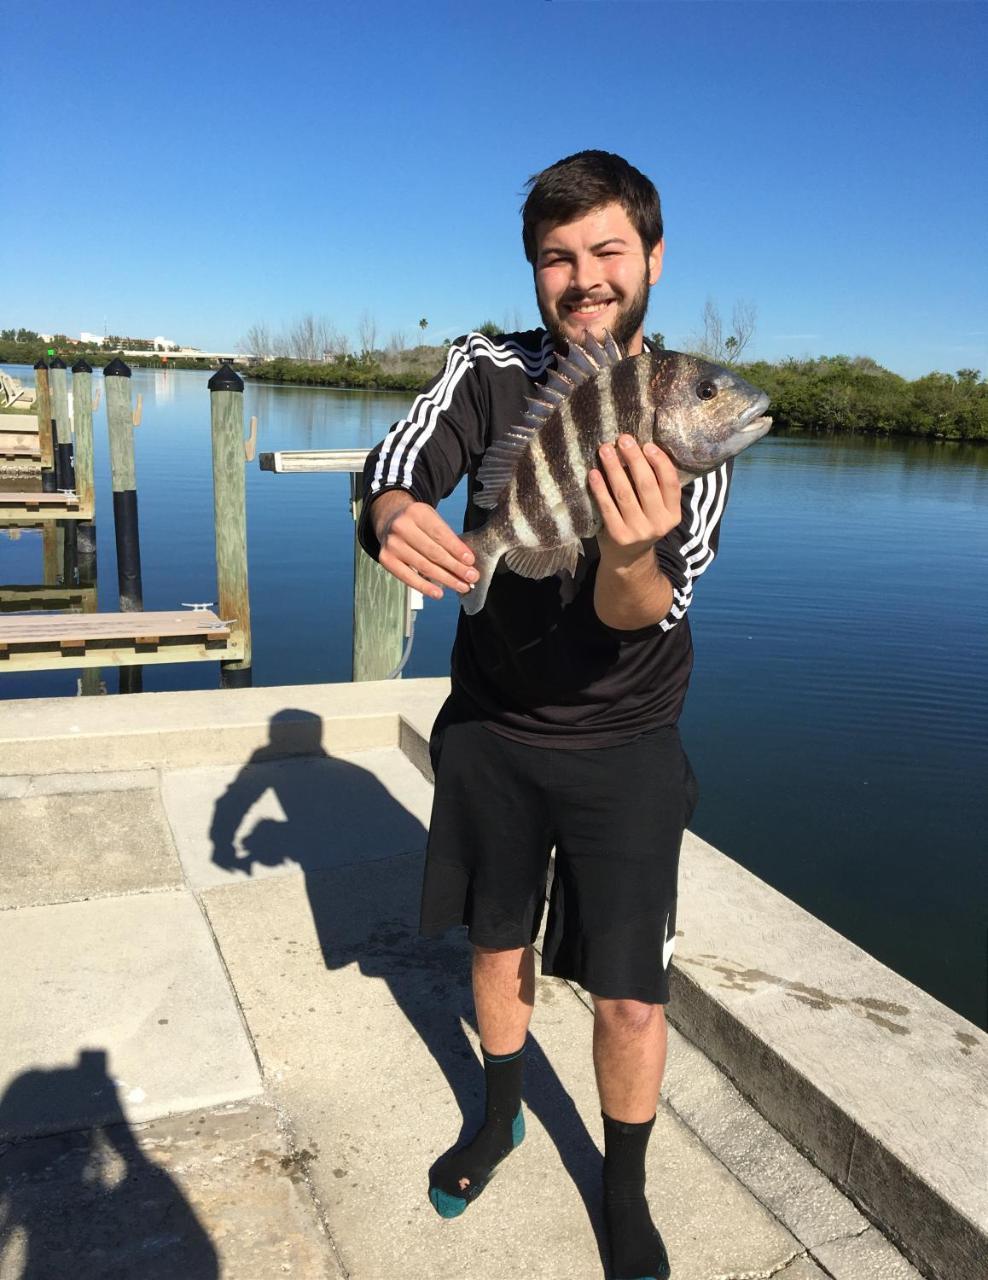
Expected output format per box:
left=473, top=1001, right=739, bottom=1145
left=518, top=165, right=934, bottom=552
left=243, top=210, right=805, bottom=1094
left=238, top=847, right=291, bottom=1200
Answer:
left=459, top=527, right=502, bottom=616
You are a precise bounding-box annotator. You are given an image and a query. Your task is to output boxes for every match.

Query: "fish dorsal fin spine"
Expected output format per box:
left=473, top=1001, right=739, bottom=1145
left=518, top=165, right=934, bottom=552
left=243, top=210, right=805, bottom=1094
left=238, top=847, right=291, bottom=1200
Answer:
left=474, top=330, right=625, bottom=511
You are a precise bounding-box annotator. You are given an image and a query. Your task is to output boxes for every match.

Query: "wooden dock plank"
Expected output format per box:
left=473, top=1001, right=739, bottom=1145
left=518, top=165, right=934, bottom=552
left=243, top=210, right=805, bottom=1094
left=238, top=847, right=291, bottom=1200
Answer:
left=0, top=610, right=233, bottom=645
left=0, top=432, right=41, bottom=449
left=0, top=493, right=94, bottom=521
left=0, top=610, right=245, bottom=670
left=0, top=638, right=245, bottom=671
left=0, top=414, right=38, bottom=434
left=259, top=448, right=371, bottom=474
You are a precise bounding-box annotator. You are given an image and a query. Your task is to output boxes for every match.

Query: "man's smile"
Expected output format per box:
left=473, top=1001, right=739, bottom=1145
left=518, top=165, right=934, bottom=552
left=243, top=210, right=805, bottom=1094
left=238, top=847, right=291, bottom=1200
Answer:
left=564, top=298, right=616, bottom=318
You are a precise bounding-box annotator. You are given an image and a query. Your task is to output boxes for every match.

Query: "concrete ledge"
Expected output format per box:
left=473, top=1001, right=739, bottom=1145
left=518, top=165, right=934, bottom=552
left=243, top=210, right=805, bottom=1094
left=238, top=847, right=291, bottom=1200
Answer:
left=0, top=677, right=450, bottom=774
left=670, top=830, right=987, bottom=1280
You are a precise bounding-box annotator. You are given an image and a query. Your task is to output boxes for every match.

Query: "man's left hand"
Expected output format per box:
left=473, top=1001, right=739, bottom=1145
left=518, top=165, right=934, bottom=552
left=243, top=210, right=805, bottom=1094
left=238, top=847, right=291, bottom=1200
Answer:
left=589, top=434, right=682, bottom=564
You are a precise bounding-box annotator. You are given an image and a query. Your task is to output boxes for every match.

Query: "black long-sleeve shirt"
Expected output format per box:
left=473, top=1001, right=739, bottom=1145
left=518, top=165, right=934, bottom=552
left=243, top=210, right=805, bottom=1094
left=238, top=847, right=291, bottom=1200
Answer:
left=358, top=329, right=732, bottom=748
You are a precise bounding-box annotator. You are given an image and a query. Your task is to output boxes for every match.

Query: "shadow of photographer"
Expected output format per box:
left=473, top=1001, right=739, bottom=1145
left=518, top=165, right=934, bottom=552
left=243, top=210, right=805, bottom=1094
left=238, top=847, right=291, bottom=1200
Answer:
left=0, top=1050, right=217, bottom=1279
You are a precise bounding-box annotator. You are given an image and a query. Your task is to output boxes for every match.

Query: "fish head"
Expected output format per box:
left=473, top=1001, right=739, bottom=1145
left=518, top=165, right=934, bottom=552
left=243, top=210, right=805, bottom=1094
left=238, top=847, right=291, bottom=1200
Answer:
left=646, top=352, right=772, bottom=474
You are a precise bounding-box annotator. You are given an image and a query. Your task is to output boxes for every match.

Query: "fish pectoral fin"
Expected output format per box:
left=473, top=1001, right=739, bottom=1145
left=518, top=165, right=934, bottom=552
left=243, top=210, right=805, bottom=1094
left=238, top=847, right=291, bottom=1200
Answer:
left=504, top=542, right=583, bottom=580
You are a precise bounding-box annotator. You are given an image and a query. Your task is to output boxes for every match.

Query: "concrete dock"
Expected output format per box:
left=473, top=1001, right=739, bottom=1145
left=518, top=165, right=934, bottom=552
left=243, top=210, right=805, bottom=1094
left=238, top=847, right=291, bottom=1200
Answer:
left=0, top=680, right=984, bottom=1279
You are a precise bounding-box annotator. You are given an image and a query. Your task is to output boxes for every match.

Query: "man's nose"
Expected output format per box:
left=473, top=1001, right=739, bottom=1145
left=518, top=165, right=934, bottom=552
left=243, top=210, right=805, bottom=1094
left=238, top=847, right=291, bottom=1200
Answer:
left=569, top=252, right=603, bottom=295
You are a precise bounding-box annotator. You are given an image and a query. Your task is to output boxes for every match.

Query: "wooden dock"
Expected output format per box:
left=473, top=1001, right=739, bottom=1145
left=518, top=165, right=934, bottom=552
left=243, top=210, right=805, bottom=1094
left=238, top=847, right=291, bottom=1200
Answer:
left=0, top=491, right=93, bottom=521
left=0, top=609, right=244, bottom=671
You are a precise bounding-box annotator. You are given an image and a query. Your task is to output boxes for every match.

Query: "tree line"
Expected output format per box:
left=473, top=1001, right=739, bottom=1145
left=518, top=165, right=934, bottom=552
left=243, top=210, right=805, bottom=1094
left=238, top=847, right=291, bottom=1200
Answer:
left=3, top=310, right=985, bottom=440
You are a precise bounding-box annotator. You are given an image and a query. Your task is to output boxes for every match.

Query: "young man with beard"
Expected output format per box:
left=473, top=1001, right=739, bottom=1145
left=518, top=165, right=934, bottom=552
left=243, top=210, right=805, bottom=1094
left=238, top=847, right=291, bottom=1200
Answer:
left=358, top=151, right=730, bottom=1280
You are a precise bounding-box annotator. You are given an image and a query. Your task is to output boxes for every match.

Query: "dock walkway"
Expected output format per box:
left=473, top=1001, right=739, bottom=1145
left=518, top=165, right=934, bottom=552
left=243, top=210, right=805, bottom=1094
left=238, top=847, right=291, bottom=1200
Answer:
left=0, top=680, right=979, bottom=1280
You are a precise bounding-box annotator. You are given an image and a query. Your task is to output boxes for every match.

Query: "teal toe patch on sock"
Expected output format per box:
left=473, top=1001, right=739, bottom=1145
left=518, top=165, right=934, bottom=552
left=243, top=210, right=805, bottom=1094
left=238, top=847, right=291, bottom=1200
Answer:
left=429, top=1185, right=468, bottom=1218
left=428, top=1107, right=526, bottom=1219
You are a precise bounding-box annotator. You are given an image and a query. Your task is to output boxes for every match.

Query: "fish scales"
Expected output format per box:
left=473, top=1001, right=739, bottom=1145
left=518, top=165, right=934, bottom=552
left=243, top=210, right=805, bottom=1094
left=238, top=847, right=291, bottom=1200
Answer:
left=510, top=445, right=554, bottom=544
left=460, top=332, right=772, bottom=616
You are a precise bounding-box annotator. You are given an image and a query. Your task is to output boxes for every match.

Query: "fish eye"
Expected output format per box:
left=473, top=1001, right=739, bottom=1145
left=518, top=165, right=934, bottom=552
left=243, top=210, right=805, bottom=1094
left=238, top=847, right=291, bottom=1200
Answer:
left=696, top=380, right=718, bottom=401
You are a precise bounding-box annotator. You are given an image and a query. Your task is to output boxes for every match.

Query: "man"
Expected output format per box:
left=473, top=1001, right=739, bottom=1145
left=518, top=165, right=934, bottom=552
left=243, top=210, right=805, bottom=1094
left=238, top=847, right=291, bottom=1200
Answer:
left=358, top=151, right=730, bottom=1280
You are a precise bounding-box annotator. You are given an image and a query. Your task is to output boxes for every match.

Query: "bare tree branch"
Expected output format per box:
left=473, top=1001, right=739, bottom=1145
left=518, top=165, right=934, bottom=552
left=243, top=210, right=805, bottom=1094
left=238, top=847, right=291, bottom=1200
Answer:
left=685, top=296, right=757, bottom=364
left=358, top=311, right=378, bottom=358
left=237, top=323, right=274, bottom=359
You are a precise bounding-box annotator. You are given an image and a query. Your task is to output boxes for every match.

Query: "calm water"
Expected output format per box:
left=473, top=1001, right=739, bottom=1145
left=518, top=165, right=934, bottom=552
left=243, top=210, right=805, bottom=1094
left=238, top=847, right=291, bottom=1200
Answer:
left=3, top=365, right=987, bottom=1028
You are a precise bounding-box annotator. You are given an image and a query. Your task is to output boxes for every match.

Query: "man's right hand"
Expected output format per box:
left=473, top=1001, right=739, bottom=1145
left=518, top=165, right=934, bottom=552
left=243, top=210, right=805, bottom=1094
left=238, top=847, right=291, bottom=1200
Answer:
left=371, top=490, right=479, bottom=601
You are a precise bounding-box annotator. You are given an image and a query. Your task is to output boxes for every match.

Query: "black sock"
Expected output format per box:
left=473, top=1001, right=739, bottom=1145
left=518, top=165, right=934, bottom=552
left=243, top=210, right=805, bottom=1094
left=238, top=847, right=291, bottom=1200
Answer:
left=428, top=1042, right=526, bottom=1217
left=602, top=1112, right=671, bottom=1280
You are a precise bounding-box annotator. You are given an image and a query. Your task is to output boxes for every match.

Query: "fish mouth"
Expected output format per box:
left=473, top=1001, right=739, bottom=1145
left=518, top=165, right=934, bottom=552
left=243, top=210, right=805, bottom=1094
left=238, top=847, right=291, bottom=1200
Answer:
left=737, top=393, right=771, bottom=432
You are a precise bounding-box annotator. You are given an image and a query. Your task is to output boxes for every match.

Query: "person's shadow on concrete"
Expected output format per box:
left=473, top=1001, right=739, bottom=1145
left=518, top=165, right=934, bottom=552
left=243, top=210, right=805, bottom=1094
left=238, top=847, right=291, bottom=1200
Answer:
left=207, top=709, right=607, bottom=1266
left=0, top=1049, right=218, bottom=1280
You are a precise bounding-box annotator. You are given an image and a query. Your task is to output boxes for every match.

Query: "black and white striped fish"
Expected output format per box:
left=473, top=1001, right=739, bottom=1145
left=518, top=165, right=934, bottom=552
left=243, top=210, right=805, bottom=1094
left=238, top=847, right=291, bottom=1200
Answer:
left=459, top=330, right=771, bottom=615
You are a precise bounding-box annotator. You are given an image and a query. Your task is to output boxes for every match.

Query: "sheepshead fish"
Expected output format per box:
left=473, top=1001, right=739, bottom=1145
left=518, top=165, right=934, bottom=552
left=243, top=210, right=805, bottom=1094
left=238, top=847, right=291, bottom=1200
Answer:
left=459, top=330, right=771, bottom=615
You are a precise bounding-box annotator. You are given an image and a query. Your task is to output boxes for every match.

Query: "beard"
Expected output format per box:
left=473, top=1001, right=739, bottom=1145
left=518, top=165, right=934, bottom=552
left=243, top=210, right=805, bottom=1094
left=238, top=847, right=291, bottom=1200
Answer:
left=538, top=270, right=651, bottom=353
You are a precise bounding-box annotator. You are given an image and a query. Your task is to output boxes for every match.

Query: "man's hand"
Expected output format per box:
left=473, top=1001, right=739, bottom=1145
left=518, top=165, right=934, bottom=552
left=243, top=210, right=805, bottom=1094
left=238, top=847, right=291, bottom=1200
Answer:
left=371, top=490, right=478, bottom=601
left=589, top=435, right=681, bottom=629
left=589, top=434, right=682, bottom=565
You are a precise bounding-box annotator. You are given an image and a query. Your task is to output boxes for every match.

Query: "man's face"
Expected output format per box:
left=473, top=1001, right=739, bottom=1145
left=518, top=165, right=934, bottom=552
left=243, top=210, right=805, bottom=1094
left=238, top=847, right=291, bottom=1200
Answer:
left=533, top=202, right=663, bottom=356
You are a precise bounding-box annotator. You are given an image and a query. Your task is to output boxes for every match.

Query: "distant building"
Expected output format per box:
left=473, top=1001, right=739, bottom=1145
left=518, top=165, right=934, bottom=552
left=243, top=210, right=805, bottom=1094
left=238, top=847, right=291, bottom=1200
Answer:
left=79, top=331, right=103, bottom=345
left=153, top=336, right=178, bottom=351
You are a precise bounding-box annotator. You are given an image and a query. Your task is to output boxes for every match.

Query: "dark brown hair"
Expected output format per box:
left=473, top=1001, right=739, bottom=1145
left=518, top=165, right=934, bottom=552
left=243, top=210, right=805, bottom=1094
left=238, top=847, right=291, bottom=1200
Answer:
left=521, top=150, right=663, bottom=265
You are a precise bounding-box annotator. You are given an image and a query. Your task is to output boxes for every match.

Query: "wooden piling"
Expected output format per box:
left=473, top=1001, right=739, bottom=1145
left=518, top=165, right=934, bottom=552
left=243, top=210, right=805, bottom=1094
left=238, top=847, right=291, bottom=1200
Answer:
left=42, top=522, right=61, bottom=585
left=48, top=358, right=75, bottom=490
left=351, top=472, right=406, bottom=681
left=33, top=360, right=55, bottom=491
left=258, top=448, right=408, bottom=682
left=71, top=360, right=97, bottom=579
left=103, top=357, right=143, bottom=694
left=207, top=364, right=252, bottom=688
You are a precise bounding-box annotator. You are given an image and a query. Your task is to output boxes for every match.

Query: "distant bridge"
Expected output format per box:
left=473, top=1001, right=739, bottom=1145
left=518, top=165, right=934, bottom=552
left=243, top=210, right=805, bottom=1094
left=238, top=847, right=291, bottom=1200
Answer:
left=116, top=349, right=253, bottom=365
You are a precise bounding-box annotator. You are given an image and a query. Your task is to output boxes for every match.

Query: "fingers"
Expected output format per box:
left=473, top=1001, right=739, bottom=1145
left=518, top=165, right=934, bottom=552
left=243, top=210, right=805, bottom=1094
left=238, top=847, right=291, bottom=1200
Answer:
left=379, top=501, right=478, bottom=600
left=590, top=436, right=682, bottom=544
left=643, top=441, right=682, bottom=513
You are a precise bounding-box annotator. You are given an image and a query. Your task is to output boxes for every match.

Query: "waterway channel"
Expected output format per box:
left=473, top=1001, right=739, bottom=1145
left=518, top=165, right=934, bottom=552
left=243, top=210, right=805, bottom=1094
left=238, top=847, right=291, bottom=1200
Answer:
left=2, top=364, right=986, bottom=1028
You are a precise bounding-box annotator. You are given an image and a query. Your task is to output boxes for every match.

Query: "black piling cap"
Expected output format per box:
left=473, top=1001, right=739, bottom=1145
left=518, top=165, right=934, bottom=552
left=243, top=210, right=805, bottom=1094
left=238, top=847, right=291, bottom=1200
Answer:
left=34, top=358, right=49, bottom=370
left=208, top=362, right=244, bottom=393
left=104, top=357, right=132, bottom=378
left=72, top=359, right=93, bottom=374
left=49, top=357, right=67, bottom=369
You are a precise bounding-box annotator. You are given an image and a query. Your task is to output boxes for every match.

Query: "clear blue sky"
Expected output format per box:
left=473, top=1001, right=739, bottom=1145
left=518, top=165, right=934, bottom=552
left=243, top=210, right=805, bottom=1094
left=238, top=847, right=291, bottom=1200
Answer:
left=4, top=0, right=985, bottom=378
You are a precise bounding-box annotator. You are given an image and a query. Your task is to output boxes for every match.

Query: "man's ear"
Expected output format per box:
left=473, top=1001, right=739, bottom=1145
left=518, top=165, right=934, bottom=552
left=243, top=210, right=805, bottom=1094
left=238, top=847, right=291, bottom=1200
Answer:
left=648, top=238, right=665, bottom=287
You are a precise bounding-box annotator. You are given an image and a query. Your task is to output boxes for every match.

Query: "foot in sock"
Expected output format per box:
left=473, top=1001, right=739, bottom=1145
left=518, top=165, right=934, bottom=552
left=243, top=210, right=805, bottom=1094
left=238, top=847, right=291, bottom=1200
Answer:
left=428, top=1042, right=526, bottom=1218
left=604, top=1188, right=671, bottom=1280
left=602, top=1112, right=671, bottom=1280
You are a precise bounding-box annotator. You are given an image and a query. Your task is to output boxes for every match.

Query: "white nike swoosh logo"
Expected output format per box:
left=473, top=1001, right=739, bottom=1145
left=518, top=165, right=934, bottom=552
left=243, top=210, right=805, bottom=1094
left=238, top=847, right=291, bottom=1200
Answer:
left=663, top=922, right=676, bottom=970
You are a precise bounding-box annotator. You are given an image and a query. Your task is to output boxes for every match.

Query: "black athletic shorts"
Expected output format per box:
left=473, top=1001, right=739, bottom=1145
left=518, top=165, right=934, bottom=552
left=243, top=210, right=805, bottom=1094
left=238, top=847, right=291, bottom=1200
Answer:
left=420, top=699, right=699, bottom=1004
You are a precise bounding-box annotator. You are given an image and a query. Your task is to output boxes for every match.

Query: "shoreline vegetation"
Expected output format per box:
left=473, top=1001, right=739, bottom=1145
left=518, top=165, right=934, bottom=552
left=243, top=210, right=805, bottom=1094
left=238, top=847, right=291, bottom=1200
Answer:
left=2, top=336, right=985, bottom=442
